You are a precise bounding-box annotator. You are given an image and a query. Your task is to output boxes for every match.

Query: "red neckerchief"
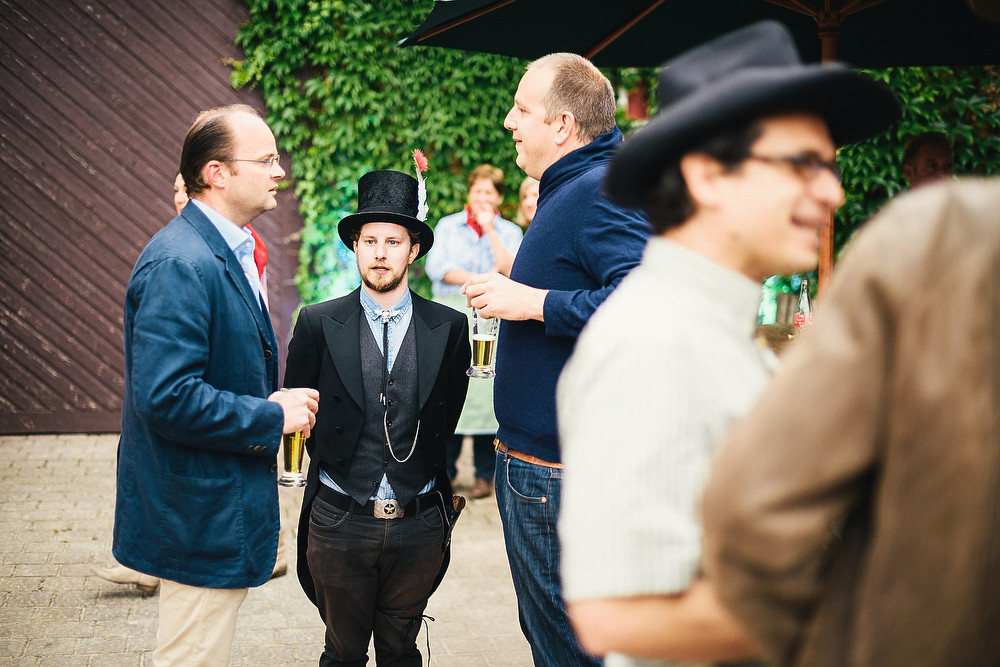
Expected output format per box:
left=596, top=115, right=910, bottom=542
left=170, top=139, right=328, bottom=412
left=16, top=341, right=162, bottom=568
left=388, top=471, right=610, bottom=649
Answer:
left=247, top=224, right=268, bottom=278
left=465, top=205, right=484, bottom=238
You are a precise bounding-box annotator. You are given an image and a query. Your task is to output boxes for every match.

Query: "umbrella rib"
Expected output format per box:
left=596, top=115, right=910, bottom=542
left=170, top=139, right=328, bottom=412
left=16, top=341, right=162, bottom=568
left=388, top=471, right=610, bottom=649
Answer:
left=416, top=0, right=520, bottom=41
left=764, top=0, right=828, bottom=18
left=584, top=0, right=669, bottom=61
left=764, top=0, right=889, bottom=22
left=837, top=0, right=891, bottom=16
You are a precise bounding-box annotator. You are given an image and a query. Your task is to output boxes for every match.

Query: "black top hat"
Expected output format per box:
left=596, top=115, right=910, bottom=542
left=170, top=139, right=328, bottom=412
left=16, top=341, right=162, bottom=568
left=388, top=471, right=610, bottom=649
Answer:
left=338, top=170, right=435, bottom=258
left=605, top=20, right=902, bottom=207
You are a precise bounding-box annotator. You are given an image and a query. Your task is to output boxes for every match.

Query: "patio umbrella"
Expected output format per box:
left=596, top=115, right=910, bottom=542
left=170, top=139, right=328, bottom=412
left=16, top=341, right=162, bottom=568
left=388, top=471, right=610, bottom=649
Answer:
left=401, top=0, right=1000, bottom=293
left=401, top=0, right=1000, bottom=68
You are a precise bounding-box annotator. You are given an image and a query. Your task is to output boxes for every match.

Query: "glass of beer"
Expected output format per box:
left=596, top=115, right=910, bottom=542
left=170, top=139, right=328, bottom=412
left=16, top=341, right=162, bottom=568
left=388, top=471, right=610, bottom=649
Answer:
left=466, top=308, right=499, bottom=379
left=278, top=431, right=306, bottom=487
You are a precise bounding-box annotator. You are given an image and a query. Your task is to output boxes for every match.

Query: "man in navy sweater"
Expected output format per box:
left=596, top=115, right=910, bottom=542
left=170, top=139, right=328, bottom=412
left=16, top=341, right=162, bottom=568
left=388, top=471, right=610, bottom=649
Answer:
left=463, top=52, right=650, bottom=666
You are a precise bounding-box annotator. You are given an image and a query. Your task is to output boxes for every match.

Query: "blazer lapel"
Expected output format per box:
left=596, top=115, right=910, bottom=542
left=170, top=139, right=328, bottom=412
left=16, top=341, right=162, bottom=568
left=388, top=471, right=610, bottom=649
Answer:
left=413, top=296, right=450, bottom=410
left=183, top=204, right=277, bottom=352
left=321, top=291, right=365, bottom=411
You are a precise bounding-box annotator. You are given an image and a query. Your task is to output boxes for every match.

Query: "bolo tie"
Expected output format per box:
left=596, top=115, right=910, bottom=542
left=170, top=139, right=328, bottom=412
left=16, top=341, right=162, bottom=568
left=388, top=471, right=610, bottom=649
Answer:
left=379, top=308, right=419, bottom=463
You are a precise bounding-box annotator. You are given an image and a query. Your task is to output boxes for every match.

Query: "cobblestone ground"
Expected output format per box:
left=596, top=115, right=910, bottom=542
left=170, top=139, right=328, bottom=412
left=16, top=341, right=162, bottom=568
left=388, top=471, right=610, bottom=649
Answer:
left=0, top=434, right=532, bottom=666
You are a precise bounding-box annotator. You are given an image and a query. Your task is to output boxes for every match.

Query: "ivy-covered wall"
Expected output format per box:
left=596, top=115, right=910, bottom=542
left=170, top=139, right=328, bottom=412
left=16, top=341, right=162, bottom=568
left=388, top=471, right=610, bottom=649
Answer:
left=838, top=66, right=1000, bottom=249
left=230, top=0, right=654, bottom=304
left=230, top=0, right=518, bottom=302
left=231, top=0, right=637, bottom=303
left=230, top=1, right=999, bottom=309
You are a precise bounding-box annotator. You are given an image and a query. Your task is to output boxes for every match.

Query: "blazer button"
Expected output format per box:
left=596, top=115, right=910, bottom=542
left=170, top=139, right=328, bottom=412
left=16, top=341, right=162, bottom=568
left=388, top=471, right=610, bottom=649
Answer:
left=269, top=464, right=278, bottom=475
left=335, top=426, right=343, bottom=433
left=264, top=349, right=273, bottom=360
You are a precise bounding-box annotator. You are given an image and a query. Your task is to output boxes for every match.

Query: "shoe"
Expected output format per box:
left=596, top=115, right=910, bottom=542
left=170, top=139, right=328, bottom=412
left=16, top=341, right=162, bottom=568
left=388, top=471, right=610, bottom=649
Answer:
left=91, top=563, right=160, bottom=592
left=268, top=529, right=288, bottom=580
left=269, top=553, right=287, bottom=580
left=471, top=477, right=492, bottom=499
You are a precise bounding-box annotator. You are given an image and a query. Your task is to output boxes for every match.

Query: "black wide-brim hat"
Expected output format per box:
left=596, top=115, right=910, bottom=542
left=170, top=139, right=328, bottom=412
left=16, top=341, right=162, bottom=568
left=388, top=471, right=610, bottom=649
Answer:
left=338, top=170, right=435, bottom=258
left=606, top=20, right=902, bottom=207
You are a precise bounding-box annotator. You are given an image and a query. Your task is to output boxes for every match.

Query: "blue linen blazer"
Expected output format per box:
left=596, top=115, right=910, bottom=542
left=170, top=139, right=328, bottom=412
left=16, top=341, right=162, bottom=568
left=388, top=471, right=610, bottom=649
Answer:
left=112, top=201, right=285, bottom=589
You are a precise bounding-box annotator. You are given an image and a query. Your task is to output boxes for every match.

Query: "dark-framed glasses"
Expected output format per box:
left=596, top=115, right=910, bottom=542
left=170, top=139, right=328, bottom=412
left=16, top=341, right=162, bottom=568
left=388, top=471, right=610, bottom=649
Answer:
left=222, top=155, right=281, bottom=168
left=745, top=153, right=841, bottom=181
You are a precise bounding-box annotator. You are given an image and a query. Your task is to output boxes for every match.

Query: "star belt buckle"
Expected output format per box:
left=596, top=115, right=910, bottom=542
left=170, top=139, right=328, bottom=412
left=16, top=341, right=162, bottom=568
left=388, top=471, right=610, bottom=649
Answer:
left=373, top=499, right=403, bottom=519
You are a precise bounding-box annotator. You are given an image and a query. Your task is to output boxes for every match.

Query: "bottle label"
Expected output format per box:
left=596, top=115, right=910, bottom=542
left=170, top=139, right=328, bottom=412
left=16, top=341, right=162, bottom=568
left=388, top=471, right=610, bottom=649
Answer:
left=793, top=312, right=814, bottom=328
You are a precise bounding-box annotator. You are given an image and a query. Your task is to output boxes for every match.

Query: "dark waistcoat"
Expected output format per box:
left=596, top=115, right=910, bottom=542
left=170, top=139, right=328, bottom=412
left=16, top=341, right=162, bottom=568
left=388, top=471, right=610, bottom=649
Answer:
left=340, top=319, right=428, bottom=506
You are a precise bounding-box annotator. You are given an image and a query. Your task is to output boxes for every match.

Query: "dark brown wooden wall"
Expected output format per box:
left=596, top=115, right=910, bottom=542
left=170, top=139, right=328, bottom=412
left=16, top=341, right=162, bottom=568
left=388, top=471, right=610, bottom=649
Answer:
left=0, top=0, right=303, bottom=433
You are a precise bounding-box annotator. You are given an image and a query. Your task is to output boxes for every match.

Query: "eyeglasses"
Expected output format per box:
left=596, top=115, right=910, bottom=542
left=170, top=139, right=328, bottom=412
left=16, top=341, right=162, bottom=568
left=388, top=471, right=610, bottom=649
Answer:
left=745, top=153, right=841, bottom=181
left=222, top=155, right=281, bottom=168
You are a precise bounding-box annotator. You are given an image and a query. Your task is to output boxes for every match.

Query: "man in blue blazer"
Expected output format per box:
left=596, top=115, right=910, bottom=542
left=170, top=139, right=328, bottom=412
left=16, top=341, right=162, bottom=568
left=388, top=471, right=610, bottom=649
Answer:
left=113, top=104, right=319, bottom=666
left=284, top=169, right=471, bottom=666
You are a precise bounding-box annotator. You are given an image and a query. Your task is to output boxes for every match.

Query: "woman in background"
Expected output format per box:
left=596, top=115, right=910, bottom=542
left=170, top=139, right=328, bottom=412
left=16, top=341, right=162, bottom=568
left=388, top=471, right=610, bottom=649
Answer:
left=425, top=164, right=523, bottom=498
left=515, top=176, right=539, bottom=230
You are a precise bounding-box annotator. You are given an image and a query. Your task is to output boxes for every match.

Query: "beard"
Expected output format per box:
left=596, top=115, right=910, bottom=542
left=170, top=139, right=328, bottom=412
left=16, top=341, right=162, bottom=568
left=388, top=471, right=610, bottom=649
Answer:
left=360, top=263, right=406, bottom=294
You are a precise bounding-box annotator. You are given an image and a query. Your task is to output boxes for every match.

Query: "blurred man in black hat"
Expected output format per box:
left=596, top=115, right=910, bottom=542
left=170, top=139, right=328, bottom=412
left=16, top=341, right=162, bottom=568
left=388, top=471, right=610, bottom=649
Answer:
left=702, top=7, right=1000, bottom=667
left=283, top=168, right=470, bottom=666
left=556, top=20, right=900, bottom=665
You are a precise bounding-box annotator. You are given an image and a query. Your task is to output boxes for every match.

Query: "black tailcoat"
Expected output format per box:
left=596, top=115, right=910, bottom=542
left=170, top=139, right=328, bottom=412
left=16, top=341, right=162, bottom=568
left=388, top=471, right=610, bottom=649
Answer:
left=283, top=287, right=471, bottom=603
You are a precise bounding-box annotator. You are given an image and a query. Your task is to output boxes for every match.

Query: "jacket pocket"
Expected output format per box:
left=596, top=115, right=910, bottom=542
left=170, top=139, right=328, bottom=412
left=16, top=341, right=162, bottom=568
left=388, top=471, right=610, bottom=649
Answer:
left=161, top=472, right=244, bottom=563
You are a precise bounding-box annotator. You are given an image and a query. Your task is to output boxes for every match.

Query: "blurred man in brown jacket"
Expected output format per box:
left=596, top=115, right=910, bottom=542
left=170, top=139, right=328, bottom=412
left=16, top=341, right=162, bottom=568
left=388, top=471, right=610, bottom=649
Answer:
left=703, top=177, right=1000, bottom=666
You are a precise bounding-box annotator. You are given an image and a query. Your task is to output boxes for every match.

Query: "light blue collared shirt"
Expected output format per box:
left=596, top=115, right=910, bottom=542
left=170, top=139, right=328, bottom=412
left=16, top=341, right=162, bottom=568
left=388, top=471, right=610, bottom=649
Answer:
left=319, top=288, right=433, bottom=501
left=190, top=199, right=260, bottom=306
left=425, top=209, right=523, bottom=296
left=359, top=288, right=413, bottom=371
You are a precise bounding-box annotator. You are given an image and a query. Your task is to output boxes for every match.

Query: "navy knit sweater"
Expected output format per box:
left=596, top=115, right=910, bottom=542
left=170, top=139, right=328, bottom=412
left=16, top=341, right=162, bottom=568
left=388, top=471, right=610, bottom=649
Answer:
left=494, top=128, right=650, bottom=463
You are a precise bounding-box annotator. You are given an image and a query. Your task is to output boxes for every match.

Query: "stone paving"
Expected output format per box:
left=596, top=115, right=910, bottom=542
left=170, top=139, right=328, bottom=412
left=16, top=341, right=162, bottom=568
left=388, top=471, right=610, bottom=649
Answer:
left=0, top=434, right=532, bottom=666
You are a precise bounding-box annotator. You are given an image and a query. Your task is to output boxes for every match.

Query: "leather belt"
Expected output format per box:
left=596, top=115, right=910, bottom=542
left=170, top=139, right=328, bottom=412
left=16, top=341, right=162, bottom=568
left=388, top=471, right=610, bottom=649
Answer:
left=315, top=483, right=441, bottom=520
left=494, top=439, right=564, bottom=469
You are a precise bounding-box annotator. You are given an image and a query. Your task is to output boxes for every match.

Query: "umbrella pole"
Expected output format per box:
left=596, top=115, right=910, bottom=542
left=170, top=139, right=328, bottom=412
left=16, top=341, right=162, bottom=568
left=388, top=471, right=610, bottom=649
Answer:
left=818, top=30, right=837, bottom=301
left=767, top=0, right=889, bottom=300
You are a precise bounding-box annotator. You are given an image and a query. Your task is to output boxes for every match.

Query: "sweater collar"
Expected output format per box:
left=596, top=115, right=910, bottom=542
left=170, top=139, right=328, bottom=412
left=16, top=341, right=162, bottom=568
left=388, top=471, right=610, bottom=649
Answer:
left=538, top=127, right=623, bottom=201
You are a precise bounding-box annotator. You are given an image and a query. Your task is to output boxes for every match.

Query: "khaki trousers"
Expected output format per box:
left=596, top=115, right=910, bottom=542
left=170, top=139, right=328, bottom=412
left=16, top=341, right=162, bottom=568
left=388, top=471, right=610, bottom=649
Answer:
left=151, top=579, right=248, bottom=666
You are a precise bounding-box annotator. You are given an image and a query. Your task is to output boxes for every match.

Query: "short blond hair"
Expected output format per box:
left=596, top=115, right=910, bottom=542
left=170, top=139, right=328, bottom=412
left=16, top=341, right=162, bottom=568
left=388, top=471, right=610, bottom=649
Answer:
left=529, top=53, right=615, bottom=144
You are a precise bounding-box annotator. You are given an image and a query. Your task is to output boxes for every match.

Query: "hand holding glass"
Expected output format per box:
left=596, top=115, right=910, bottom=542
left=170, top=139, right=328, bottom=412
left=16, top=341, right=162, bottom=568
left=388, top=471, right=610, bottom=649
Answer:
left=278, top=430, right=306, bottom=487
left=467, top=308, right=499, bottom=379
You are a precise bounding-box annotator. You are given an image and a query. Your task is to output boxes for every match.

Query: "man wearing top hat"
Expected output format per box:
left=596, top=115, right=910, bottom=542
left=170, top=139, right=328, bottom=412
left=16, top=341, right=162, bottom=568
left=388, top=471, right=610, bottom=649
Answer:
left=283, top=168, right=471, bottom=666
left=555, top=21, right=901, bottom=665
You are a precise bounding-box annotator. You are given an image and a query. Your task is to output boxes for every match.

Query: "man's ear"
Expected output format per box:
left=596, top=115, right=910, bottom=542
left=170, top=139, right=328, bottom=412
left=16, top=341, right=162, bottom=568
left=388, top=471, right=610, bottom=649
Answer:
left=902, top=163, right=915, bottom=184
left=408, top=243, right=420, bottom=264
left=680, top=153, right=727, bottom=209
left=553, top=111, right=577, bottom=147
left=202, top=161, right=228, bottom=190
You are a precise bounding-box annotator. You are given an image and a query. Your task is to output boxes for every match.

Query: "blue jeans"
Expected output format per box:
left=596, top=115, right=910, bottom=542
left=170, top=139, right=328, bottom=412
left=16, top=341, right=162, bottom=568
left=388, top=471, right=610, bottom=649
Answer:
left=495, top=450, right=602, bottom=667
